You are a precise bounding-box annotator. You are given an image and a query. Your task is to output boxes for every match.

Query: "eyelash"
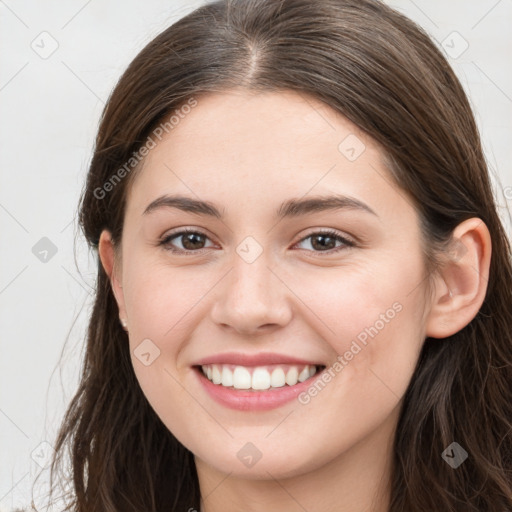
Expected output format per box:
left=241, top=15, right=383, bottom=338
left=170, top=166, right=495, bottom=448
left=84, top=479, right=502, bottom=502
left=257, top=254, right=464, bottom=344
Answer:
left=158, top=228, right=355, bottom=255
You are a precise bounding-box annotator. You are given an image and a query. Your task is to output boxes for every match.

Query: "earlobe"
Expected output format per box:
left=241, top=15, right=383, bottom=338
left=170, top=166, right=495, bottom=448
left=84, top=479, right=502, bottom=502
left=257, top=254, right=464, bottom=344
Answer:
left=425, top=218, right=491, bottom=339
left=98, top=229, right=126, bottom=318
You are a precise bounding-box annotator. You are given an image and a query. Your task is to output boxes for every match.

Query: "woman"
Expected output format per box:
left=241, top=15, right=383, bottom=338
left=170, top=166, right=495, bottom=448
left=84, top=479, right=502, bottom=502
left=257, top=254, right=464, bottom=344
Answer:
left=48, top=0, right=512, bottom=510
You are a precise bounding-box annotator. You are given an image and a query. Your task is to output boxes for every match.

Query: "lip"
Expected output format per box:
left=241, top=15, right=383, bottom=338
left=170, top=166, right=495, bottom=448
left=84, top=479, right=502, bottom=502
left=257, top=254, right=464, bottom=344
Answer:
left=193, top=365, right=325, bottom=411
left=193, top=351, right=324, bottom=367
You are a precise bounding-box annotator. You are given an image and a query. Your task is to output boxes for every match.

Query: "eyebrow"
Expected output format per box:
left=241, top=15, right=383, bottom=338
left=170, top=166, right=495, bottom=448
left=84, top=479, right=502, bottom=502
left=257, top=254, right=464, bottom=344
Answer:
left=142, top=193, right=378, bottom=219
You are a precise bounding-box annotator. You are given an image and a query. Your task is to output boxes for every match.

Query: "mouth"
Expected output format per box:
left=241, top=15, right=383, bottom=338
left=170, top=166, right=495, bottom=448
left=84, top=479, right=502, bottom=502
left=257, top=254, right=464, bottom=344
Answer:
left=193, top=363, right=326, bottom=391
left=191, top=352, right=328, bottom=410
left=193, top=362, right=327, bottom=411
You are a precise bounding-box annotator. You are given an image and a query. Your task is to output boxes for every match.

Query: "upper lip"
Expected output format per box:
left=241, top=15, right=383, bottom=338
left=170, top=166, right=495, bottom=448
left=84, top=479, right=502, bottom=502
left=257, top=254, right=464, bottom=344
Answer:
left=194, top=352, right=324, bottom=367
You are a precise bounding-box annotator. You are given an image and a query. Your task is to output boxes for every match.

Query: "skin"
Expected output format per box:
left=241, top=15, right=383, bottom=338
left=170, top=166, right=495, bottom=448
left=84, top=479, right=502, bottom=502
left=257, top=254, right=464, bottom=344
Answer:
left=98, top=89, right=491, bottom=512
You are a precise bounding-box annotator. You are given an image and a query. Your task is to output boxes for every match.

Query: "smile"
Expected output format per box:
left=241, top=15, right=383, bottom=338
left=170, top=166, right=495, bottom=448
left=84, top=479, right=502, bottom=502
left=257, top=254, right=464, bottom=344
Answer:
left=200, top=363, right=321, bottom=390
left=194, top=362, right=327, bottom=411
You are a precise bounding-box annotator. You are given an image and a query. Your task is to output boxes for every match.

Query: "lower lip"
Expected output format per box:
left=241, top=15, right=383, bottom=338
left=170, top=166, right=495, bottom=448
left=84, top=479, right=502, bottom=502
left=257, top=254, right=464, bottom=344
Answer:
left=194, top=366, right=323, bottom=411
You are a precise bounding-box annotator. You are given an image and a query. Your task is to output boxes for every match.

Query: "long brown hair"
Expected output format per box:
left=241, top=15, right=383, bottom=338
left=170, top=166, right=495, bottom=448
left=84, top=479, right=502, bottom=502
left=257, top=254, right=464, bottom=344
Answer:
left=47, top=0, right=512, bottom=510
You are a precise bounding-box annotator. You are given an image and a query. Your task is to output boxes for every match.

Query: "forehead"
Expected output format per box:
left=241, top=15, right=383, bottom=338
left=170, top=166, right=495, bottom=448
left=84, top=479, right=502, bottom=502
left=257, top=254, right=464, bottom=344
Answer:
left=125, top=89, right=406, bottom=221
left=158, top=88, right=369, bottom=155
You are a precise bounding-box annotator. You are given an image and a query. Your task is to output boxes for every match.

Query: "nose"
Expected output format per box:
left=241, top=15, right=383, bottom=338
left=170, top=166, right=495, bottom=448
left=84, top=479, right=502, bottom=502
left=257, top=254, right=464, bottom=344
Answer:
left=209, top=250, right=293, bottom=336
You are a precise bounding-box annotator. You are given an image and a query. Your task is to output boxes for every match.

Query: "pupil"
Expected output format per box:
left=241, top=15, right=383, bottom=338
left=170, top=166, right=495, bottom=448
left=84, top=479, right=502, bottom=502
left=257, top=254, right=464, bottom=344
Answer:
left=312, top=234, right=335, bottom=250
left=183, top=233, right=204, bottom=250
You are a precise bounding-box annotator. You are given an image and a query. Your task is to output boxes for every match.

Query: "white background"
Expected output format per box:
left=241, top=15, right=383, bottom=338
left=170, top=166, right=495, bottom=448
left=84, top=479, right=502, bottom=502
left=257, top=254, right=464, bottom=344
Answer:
left=1, top=1, right=511, bottom=510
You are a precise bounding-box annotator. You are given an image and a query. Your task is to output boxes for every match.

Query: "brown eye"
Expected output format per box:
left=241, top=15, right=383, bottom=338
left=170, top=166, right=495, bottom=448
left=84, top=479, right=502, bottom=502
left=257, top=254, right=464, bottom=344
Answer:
left=310, top=233, right=337, bottom=250
left=295, top=230, right=354, bottom=253
left=180, top=232, right=206, bottom=250
left=160, top=229, right=214, bottom=253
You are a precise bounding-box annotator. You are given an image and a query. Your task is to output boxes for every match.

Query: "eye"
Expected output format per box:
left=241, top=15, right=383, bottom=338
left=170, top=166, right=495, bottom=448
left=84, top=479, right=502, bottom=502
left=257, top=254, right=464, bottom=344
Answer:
left=159, top=228, right=215, bottom=254
left=159, top=228, right=355, bottom=255
left=294, top=230, right=354, bottom=254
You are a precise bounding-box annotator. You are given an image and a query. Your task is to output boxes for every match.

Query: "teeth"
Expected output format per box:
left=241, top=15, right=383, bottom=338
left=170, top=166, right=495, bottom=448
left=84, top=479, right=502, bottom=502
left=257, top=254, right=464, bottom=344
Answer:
left=221, top=365, right=233, bottom=387
left=212, top=365, right=222, bottom=384
left=270, top=368, right=286, bottom=388
left=252, top=367, right=271, bottom=390
left=201, top=364, right=319, bottom=390
left=298, top=367, right=310, bottom=382
left=233, top=366, right=251, bottom=389
left=285, top=367, right=299, bottom=386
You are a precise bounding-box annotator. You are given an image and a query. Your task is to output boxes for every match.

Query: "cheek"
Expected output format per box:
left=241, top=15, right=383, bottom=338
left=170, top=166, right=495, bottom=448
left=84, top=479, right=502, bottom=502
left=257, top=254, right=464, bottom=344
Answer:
left=290, top=255, right=425, bottom=341
left=284, top=260, right=426, bottom=456
left=290, top=254, right=427, bottom=392
left=122, top=260, right=209, bottom=340
left=121, top=262, right=226, bottom=419
left=121, top=265, right=201, bottom=441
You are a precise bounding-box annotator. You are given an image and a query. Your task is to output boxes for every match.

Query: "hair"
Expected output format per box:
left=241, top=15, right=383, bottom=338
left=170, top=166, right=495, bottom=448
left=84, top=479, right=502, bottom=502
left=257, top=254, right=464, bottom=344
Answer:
left=46, top=0, right=512, bottom=510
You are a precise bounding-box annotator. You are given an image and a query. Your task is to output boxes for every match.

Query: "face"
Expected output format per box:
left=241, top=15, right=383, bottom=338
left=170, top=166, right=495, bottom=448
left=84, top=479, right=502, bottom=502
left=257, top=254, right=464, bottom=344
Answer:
left=103, top=89, right=432, bottom=479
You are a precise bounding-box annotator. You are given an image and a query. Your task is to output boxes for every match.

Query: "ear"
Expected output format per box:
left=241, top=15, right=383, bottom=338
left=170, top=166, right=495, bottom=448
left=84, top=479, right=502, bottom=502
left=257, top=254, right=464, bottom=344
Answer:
left=425, top=218, right=491, bottom=338
left=98, top=229, right=127, bottom=323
